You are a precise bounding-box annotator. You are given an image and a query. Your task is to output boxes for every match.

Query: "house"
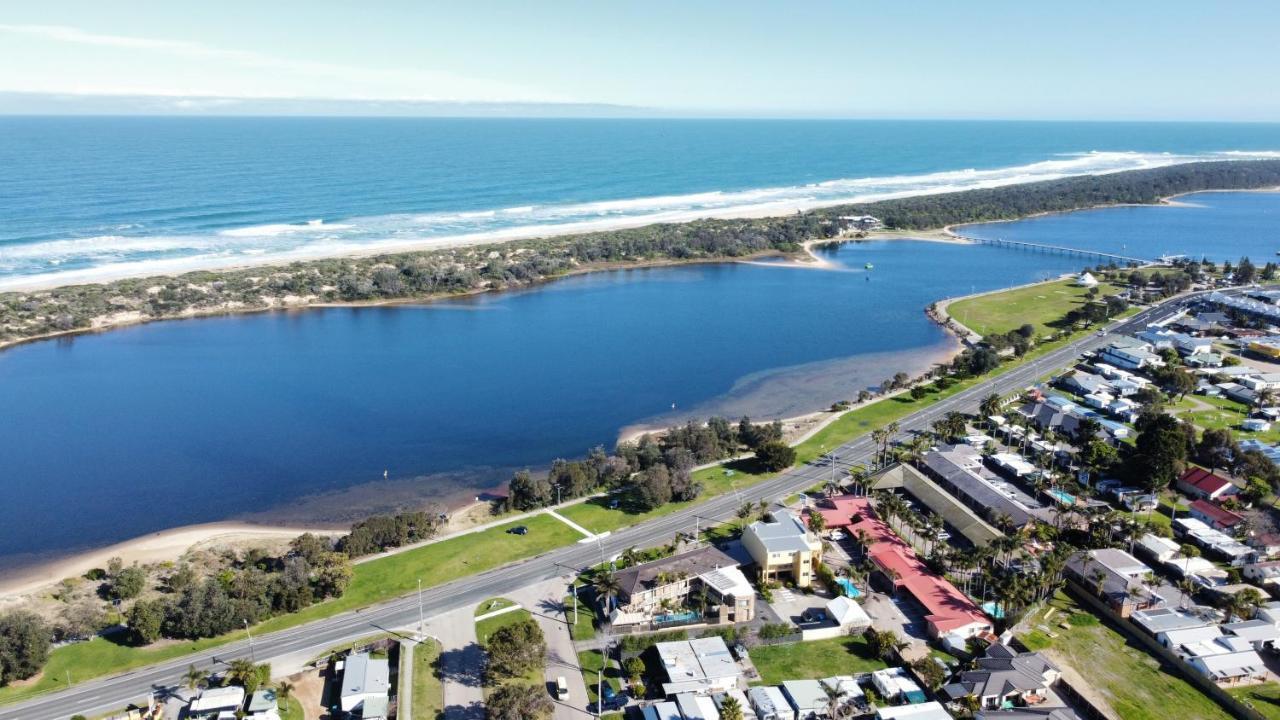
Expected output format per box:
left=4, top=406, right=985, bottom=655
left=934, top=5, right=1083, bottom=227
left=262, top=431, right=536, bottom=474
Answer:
left=1187, top=651, right=1269, bottom=686
left=1241, top=373, right=1280, bottom=392
left=1175, top=334, right=1214, bottom=356
left=748, top=686, right=797, bottom=720
left=1158, top=624, right=1228, bottom=654
left=1186, top=353, right=1224, bottom=369
left=1248, top=533, right=1280, bottom=560
left=1098, top=341, right=1164, bottom=371
left=876, top=703, right=955, bottom=720
left=656, top=637, right=740, bottom=696
left=677, top=692, right=723, bottom=720
left=742, top=510, right=823, bottom=587
left=246, top=689, right=281, bottom=720
left=1130, top=607, right=1212, bottom=637
left=1175, top=517, right=1252, bottom=565
left=644, top=702, right=686, bottom=720
left=820, top=676, right=865, bottom=712
left=188, top=686, right=246, bottom=719
left=940, top=644, right=1058, bottom=710
left=1240, top=440, right=1280, bottom=467
left=920, top=445, right=1044, bottom=529
left=340, top=652, right=390, bottom=719
left=713, top=691, right=758, bottom=720
left=837, top=215, right=880, bottom=232
left=871, top=667, right=928, bottom=704
left=611, top=545, right=755, bottom=628
left=1244, top=418, right=1273, bottom=432
left=826, top=595, right=872, bottom=632
left=1177, top=468, right=1238, bottom=501
left=1059, top=371, right=1111, bottom=397
left=780, top=679, right=830, bottom=720
left=1135, top=533, right=1181, bottom=564
left=1189, top=499, right=1245, bottom=531
left=842, top=496, right=992, bottom=639
left=1220, top=382, right=1260, bottom=406
left=1223, top=619, right=1280, bottom=652
left=1242, top=560, right=1280, bottom=590
left=1066, top=549, right=1160, bottom=618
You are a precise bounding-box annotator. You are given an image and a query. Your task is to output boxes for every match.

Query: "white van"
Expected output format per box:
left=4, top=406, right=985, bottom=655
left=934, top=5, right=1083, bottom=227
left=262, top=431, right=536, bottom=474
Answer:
left=555, top=676, right=569, bottom=700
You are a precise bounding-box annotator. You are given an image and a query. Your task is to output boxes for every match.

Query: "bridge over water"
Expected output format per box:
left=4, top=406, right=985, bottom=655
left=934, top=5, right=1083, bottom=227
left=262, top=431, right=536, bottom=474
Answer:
left=963, top=235, right=1157, bottom=266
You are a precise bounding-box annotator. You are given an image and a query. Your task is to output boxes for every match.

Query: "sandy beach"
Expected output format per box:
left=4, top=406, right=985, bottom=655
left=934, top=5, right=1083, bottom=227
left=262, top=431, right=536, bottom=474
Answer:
left=0, top=522, right=338, bottom=600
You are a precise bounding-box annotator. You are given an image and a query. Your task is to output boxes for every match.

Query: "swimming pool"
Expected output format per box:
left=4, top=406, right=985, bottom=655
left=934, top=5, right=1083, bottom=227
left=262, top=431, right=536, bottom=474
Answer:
left=836, top=578, right=863, bottom=598
left=1046, top=488, right=1076, bottom=505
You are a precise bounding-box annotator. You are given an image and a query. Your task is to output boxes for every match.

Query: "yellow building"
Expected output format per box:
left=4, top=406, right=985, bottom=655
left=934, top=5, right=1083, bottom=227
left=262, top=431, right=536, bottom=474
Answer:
left=742, top=510, right=823, bottom=587
left=1248, top=340, right=1280, bottom=360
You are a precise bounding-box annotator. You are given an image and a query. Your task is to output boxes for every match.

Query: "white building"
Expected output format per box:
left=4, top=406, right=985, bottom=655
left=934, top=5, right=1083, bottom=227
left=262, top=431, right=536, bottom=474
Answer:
left=875, top=702, right=955, bottom=720
left=870, top=667, right=926, bottom=704
left=188, top=686, right=246, bottom=719
left=748, top=686, right=797, bottom=720
left=656, top=637, right=741, bottom=695
left=339, top=652, right=390, bottom=718
left=1076, top=272, right=1099, bottom=288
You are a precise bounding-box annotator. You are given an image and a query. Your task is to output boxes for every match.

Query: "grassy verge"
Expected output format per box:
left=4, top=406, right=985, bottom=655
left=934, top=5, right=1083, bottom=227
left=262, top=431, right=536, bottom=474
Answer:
left=748, top=636, right=886, bottom=685
left=412, top=638, right=443, bottom=720
left=1174, top=394, right=1280, bottom=443
left=279, top=696, right=305, bottom=720
left=578, top=649, right=621, bottom=706
left=946, top=278, right=1121, bottom=338
left=476, top=598, right=519, bottom=617
left=564, top=595, right=597, bottom=641
left=475, top=608, right=532, bottom=645
left=1017, top=591, right=1230, bottom=720
left=0, top=513, right=580, bottom=707
left=1229, top=683, right=1280, bottom=720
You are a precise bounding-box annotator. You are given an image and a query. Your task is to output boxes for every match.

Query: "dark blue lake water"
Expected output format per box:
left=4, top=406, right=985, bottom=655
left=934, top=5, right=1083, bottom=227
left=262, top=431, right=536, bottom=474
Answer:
left=0, top=240, right=1084, bottom=566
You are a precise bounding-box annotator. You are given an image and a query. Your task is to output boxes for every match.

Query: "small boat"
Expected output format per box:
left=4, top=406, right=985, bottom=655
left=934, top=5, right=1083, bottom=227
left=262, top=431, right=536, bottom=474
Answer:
left=864, top=262, right=874, bottom=270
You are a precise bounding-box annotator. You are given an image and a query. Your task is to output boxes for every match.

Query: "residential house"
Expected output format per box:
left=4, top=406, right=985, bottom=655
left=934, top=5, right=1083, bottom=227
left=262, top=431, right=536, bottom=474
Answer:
left=1242, top=560, right=1280, bottom=591
left=1177, top=468, right=1238, bottom=501
left=820, top=676, right=865, bottom=713
left=1243, top=418, right=1273, bottom=432
left=742, top=510, right=823, bottom=587
left=1065, top=548, right=1160, bottom=618
left=748, top=686, right=796, bottom=720
left=1249, top=533, right=1280, bottom=560
left=871, top=667, right=928, bottom=704
left=656, top=637, right=740, bottom=696
left=644, top=702, right=685, bottom=720
left=187, top=687, right=246, bottom=719
left=677, top=692, right=723, bottom=720
left=1135, top=533, right=1181, bottom=564
left=246, top=689, right=281, bottom=720
left=1130, top=607, right=1213, bottom=637
left=1223, top=619, right=1280, bottom=652
left=1098, top=339, right=1164, bottom=370
left=780, top=679, right=830, bottom=720
left=713, top=691, right=758, bottom=720
left=339, top=652, right=390, bottom=719
left=1188, top=499, right=1245, bottom=532
left=876, top=704, right=955, bottom=720
left=611, top=545, right=755, bottom=628
left=1059, top=371, right=1111, bottom=397
left=1187, top=651, right=1269, bottom=686
left=940, top=644, right=1059, bottom=711
left=826, top=595, right=872, bottom=632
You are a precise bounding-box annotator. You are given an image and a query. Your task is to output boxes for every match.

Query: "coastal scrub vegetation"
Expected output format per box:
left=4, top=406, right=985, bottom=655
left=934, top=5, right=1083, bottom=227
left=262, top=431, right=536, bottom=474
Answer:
left=4, top=160, right=1280, bottom=347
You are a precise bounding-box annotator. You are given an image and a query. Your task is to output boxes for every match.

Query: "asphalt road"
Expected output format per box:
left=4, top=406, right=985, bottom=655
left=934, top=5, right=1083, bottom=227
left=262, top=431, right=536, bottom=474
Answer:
left=2, top=289, right=1217, bottom=720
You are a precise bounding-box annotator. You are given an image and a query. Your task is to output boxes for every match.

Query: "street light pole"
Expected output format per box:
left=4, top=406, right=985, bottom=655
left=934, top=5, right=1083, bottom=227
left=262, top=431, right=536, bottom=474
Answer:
left=417, top=578, right=425, bottom=638
left=243, top=620, right=255, bottom=663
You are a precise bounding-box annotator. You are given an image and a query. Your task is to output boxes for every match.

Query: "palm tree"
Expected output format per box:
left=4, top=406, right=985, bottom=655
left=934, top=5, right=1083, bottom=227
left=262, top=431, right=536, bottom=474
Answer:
left=621, top=547, right=640, bottom=568
left=227, top=658, right=257, bottom=688
left=182, top=664, right=209, bottom=692
left=1177, top=578, right=1197, bottom=610
left=276, top=680, right=295, bottom=703
left=592, top=572, right=623, bottom=615
left=719, top=695, right=745, bottom=720
left=848, top=465, right=868, bottom=496
left=980, top=393, right=1002, bottom=423
left=1227, top=588, right=1265, bottom=622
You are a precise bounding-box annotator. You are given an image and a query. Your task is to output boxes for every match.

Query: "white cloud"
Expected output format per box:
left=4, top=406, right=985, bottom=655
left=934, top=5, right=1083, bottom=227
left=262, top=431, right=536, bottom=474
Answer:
left=0, top=23, right=569, bottom=103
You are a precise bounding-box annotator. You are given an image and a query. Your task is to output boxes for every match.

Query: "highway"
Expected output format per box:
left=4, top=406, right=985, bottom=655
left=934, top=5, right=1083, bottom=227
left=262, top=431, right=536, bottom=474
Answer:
left=2, top=289, right=1212, bottom=720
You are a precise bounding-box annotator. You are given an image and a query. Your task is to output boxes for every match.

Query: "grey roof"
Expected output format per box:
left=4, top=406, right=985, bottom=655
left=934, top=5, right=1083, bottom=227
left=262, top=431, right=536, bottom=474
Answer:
left=1131, top=607, right=1211, bottom=635
left=747, top=510, right=813, bottom=554
left=975, top=709, right=1081, bottom=720
left=247, top=689, right=278, bottom=712
left=340, top=652, right=390, bottom=700
left=614, top=545, right=740, bottom=598
left=920, top=447, right=1033, bottom=527
left=943, top=644, right=1055, bottom=701
left=780, top=679, right=828, bottom=711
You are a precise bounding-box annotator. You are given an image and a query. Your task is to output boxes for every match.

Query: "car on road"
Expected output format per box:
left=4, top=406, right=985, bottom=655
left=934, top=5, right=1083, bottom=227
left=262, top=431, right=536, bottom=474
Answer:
left=508, top=525, right=529, bottom=535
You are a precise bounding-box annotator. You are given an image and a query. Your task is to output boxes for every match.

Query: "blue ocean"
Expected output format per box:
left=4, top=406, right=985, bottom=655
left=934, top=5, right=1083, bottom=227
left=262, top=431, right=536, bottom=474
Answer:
left=3, top=118, right=1280, bottom=569
left=1, top=118, right=1280, bottom=287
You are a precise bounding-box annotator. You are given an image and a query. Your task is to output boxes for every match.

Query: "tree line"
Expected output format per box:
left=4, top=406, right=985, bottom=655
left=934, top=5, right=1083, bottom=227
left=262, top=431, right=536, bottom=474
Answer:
left=6, top=160, right=1280, bottom=345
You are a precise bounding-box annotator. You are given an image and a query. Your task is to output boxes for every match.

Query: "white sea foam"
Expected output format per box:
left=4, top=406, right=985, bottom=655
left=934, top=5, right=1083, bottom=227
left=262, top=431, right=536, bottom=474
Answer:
left=3, top=150, right=1278, bottom=290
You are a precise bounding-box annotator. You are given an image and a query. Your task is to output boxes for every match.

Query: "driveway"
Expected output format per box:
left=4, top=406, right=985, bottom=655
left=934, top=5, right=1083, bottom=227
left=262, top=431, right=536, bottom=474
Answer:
left=508, top=578, right=595, bottom=720
left=427, top=606, right=486, bottom=720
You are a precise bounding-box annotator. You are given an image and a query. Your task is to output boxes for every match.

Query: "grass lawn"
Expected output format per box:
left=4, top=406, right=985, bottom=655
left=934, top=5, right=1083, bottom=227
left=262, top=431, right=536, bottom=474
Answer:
left=475, top=607, right=532, bottom=645
left=279, top=696, right=305, bottom=720
left=564, top=595, right=597, bottom=641
left=476, top=597, right=519, bottom=617
left=1174, top=394, right=1280, bottom=443
left=748, top=636, right=886, bottom=685
left=946, top=278, right=1121, bottom=339
left=1018, top=591, right=1230, bottom=720
left=578, top=649, right=622, bottom=705
left=412, top=638, right=443, bottom=720
left=0, top=513, right=581, bottom=707
left=1229, top=682, right=1280, bottom=720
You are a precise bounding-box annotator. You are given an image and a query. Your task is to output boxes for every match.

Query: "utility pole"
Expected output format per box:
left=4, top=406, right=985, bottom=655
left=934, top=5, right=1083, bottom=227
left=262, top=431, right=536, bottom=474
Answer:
left=243, top=620, right=255, bottom=663
left=417, top=578, right=425, bottom=638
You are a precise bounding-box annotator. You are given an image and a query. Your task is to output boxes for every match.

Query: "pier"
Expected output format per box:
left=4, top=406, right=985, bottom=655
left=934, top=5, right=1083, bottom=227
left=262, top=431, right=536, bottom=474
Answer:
left=965, top=235, right=1155, bottom=266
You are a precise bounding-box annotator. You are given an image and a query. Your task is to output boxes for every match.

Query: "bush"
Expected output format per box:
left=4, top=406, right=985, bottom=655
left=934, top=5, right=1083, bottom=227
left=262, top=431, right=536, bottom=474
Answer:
left=755, top=442, right=796, bottom=472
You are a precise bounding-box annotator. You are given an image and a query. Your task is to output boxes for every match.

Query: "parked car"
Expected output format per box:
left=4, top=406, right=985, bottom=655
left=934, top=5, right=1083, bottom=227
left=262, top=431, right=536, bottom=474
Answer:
left=590, top=684, right=627, bottom=711
left=508, top=525, right=529, bottom=535
left=801, top=608, right=827, bottom=623
left=732, top=643, right=749, bottom=661
left=554, top=676, right=569, bottom=700
left=828, top=530, right=847, bottom=541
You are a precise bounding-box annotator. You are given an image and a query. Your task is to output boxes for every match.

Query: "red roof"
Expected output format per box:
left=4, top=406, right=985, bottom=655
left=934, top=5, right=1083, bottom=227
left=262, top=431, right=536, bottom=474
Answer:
left=806, top=495, right=865, bottom=529
left=1189, top=498, right=1244, bottom=528
left=1180, top=467, right=1233, bottom=495
left=837, top=496, right=991, bottom=637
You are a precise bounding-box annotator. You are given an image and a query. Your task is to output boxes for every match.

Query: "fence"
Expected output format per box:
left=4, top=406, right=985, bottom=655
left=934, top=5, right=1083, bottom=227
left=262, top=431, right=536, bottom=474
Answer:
left=1065, top=579, right=1267, bottom=720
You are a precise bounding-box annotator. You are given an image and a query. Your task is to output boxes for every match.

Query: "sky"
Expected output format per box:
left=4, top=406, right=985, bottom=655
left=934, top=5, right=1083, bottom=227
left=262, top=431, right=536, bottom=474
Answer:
left=2, top=1, right=1279, bottom=120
